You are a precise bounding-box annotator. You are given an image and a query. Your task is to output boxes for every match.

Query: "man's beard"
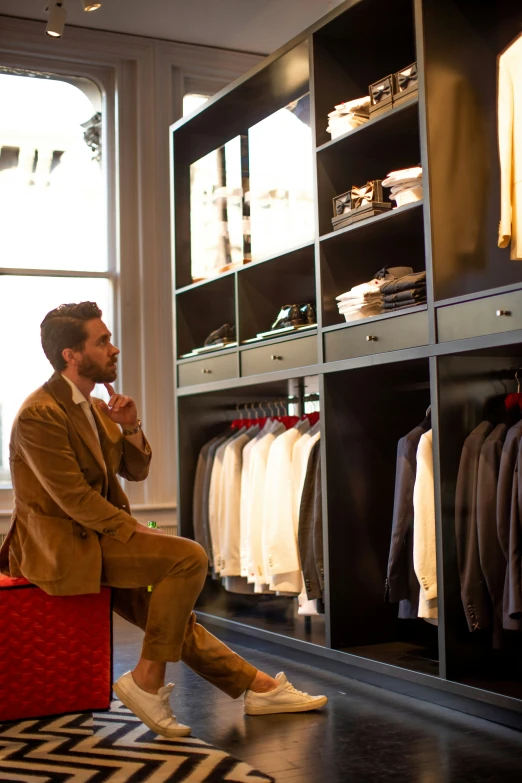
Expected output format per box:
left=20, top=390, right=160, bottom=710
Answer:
left=78, top=355, right=117, bottom=384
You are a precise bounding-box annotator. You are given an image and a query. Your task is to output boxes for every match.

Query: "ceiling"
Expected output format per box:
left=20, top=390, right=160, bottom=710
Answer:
left=0, top=0, right=345, bottom=54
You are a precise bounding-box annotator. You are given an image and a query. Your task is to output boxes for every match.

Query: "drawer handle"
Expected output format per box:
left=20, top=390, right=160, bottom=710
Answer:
left=271, top=355, right=283, bottom=360
left=201, top=368, right=212, bottom=374
left=496, top=309, right=511, bottom=317
left=366, top=335, right=378, bottom=342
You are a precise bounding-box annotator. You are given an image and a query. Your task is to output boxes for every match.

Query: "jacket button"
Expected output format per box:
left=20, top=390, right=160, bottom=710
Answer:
left=103, top=528, right=115, bottom=535
left=79, top=530, right=88, bottom=539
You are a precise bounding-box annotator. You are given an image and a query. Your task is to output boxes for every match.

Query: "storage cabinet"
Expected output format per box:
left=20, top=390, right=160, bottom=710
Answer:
left=172, top=0, right=522, bottom=731
left=241, top=335, right=318, bottom=377
left=178, top=352, right=238, bottom=387
left=324, top=309, right=428, bottom=362
left=437, top=292, right=522, bottom=343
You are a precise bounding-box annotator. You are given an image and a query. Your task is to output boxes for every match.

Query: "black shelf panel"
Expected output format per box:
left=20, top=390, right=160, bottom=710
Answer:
left=316, top=95, right=419, bottom=154
left=320, top=200, right=423, bottom=244
left=339, top=639, right=439, bottom=678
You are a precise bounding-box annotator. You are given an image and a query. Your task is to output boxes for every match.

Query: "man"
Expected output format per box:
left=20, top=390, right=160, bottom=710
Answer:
left=0, top=302, right=326, bottom=737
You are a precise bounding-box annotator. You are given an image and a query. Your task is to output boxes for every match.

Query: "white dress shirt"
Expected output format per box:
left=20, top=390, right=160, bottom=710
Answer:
left=61, top=373, right=101, bottom=444
left=413, top=430, right=438, bottom=622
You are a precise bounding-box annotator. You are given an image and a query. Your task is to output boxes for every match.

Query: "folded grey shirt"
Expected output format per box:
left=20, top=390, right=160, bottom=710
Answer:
left=380, top=270, right=426, bottom=295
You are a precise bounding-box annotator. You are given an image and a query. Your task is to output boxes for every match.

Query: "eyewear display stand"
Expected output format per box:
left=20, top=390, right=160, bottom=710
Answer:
left=171, top=0, right=522, bottom=731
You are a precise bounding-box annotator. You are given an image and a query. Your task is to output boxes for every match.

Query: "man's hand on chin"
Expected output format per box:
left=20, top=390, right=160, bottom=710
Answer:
left=99, top=382, right=139, bottom=428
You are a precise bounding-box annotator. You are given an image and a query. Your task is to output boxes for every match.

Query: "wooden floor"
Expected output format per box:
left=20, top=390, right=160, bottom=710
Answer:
left=114, top=613, right=522, bottom=782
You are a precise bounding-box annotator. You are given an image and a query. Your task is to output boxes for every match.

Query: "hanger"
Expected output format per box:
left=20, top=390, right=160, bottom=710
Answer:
left=504, top=368, right=522, bottom=412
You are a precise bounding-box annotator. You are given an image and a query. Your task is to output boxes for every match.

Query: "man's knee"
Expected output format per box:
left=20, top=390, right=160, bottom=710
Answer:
left=185, top=539, right=209, bottom=573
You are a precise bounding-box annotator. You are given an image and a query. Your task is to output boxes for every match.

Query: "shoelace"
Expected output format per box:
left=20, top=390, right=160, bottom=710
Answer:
left=159, top=691, right=177, bottom=723
left=283, top=681, right=310, bottom=698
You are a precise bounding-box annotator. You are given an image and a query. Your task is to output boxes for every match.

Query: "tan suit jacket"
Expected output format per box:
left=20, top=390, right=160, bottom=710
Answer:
left=498, top=35, right=522, bottom=260
left=0, top=372, right=151, bottom=595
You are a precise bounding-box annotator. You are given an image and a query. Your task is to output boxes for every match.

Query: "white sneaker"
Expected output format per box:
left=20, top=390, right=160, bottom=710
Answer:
left=113, top=671, right=191, bottom=737
left=244, top=672, right=328, bottom=715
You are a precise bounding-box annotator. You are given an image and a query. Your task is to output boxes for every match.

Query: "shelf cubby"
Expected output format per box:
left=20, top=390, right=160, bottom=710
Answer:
left=436, top=346, right=522, bottom=700
left=323, top=358, right=437, bottom=676
left=176, top=274, right=236, bottom=358
left=319, top=201, right=425, bottom=328
left=316, top=103, right=421, bottom=237
left=312, top=0, right=416, bottom=148
left=237, top=244, right=316, bottom=342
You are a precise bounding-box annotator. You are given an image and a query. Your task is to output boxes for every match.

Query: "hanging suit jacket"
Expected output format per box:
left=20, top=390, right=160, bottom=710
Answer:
left=476, top=423, right=519, bottom=643
left=496, top=418, right=522, bottom=626
left=298, top=440, right=324, bottom=601
left=386, top=417, right=430, bottom=619
left=0, top=372, right=151, bottom=596
left=263, top=423, right=308, bottom=591
left=507, top=437, right=522, bottom=619
left=498, top=35, right=522, bottom=260
left=455, top=421, right=494, bottom=631
left=193, top=432, right=229, bottom=562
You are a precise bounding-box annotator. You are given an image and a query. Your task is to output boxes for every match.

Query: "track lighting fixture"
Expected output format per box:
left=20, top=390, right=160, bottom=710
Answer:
left=45, top=2, right=67, bottom=38
left=44, top=0, right=102, bottom=39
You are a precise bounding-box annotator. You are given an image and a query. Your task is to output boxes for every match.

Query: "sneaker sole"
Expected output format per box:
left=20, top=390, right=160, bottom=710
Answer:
left=244, top=696, right=328, bottom=716
left=113, top=681, right=191, bottom=737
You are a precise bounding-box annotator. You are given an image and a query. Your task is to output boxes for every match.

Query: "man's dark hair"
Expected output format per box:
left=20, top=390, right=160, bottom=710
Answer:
left=41, top=302, right=103, bottom=372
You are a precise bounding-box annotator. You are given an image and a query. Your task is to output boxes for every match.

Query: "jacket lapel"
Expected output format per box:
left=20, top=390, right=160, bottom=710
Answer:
left=45, top=372, right=108, bottom=479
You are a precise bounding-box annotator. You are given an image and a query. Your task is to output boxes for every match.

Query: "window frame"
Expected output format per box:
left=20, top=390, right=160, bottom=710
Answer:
left=0, top=16, right=263, bottom=525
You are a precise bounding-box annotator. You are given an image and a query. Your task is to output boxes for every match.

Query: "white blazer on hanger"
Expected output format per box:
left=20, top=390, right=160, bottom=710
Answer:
left=413, top=429, right=438, bottom=622
left=498, top=35, right=522, bottom=260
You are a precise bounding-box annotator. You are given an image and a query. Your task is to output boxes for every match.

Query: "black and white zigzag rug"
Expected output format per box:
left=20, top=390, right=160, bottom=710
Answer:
left=0, top=700, right=275, bottom=782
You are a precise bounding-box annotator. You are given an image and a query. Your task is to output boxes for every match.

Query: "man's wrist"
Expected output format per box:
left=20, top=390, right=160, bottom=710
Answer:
left=122, top=419, right=142, bottom=436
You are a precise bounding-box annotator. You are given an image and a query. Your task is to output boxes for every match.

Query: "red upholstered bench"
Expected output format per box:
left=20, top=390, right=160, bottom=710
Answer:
left=0, top=575, right=112, bottom=722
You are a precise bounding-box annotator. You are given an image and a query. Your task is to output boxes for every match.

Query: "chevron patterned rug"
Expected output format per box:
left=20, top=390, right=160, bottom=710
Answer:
left=0, top=700, right=275, bottom=782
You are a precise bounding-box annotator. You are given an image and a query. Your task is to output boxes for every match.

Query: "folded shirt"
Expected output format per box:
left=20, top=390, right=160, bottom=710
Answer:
left=380, top=271, right=426, bottom=295
left=382, top=167, right=422, bottom=187
left=382, top=287, right=426, bottom=304
left=382, top=298, right=427, bottom=311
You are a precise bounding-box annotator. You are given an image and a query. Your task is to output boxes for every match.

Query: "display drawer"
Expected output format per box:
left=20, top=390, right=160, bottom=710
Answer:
left=241, top=335, right=318, bottom=377
left=437, top=291, right=522, bottom=343
left=177, top=352, right=238, bottom=387
left=324, top=310, right=429, bottom=362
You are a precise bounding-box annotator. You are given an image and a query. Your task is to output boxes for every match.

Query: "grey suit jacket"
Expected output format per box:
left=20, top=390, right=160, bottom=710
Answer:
left=496, top=418, right=522, bottom=627
left=298, top=441, right=323, bottom=601
left=455, top=421, right=493, bottom=631
left=476, top=423, right=515, bottom=643
left=192, top=431, right=230, bottom=566
left=386, top=419, right=429, bottom=619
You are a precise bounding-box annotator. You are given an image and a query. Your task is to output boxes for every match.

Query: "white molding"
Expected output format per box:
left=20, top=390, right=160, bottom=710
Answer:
left=0, top=15, right=264, bottom=513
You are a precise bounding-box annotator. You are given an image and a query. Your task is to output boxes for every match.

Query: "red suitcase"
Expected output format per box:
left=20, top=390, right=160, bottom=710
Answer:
left=0, top=575, right=112, bottom=722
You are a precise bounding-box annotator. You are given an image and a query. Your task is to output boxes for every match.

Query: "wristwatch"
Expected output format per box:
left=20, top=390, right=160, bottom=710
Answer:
left=122, top=419, right=142, bottom=436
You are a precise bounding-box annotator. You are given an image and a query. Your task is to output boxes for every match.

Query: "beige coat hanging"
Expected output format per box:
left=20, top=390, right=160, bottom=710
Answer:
left=498, top=35, right=522, bottom=260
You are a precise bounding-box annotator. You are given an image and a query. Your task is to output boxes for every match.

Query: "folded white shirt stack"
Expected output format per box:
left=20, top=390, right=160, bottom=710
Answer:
left=382, top=166, right=423, bottom=208
left=336, top=278, right=388, bottom=322
left=327, top=96, right=370, bottom=139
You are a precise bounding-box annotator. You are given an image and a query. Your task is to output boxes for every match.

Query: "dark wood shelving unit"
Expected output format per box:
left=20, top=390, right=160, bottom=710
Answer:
left=171, top=0, right=522, bottom=731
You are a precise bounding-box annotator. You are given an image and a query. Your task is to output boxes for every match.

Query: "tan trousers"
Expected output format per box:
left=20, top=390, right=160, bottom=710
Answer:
left=100, top=528, right=257, bottom=699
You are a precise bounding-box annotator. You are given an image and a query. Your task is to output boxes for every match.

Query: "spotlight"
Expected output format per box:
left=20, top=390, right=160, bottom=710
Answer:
left=45, top=2, right=67, bottom=37
left=82, top=0, right=101, bottom=10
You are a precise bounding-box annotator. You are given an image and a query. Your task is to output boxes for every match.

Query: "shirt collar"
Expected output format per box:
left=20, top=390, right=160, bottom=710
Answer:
left=61, top=373, right=90, bottom=406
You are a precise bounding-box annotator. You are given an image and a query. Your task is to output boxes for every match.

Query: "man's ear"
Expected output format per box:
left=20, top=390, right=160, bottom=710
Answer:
left=62, top=348, right=77, bottom=367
